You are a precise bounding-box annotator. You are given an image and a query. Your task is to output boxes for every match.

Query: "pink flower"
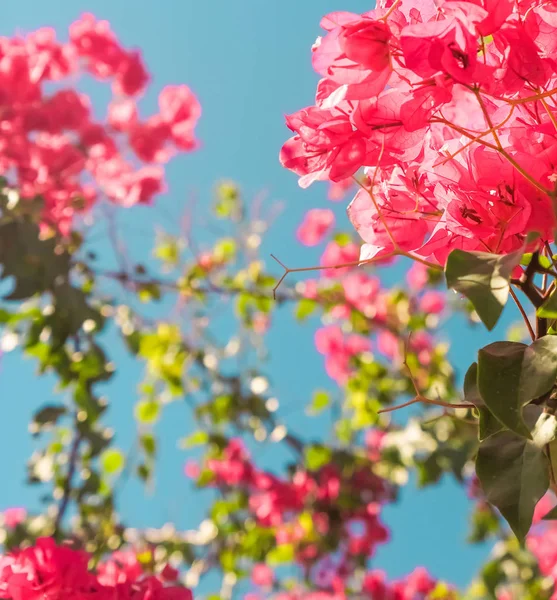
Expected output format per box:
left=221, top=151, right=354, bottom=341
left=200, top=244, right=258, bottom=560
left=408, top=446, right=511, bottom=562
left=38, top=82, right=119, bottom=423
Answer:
left=0, top=17, right=200, bottom=235
left=70, top=14, right=125, bottom=78
left=419, top=291, right=446, bottom=314
left=406, top=262, right=428, bottom=291
left=281, top=2, right=557, bottom=269
left=301, top=279, right=320, bottom=300
left=251, top=564, right=274, bottom=588
left=2, top=508, right=26, bottom=528
left=328, top=177, right=354, bottom=202
left=97, top=549, right=144, bottom=586
left=113, top=50, right=149, bottom=97
left=320, top=241, right=360, bottom=278
left=183, top=460, right=200, bottom=479
left=0, top=537, right=100, bottom=600
left=252, top=313, right=271, bottom=335
left=280, top=107, right=367, bottom=188
left=297, top=209, right=335, bottom=246
left=337, top=18, right=391, bottom=71
left=377, top=330, right=401, bottom=361
left=108, top=99, right=138, bottom=131
left=159, top=85, right=201, bottom=150
left=160, top=565, right=179, bottom=583
left=129, top=117, right=173, bottom=163
left=122, top=166, right=166, bottom=206
left=315, top=326, right=370, bottom=384
left=206, top=439, right=255, bottom=486
left=365, top=430, right=385, bottom=461
left=342, top=272, right=380, bottom=314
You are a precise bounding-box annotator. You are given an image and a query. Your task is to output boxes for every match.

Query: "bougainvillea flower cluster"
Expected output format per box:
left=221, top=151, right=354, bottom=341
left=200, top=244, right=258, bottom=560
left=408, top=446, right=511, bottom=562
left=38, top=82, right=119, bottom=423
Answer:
left=280, top=0, right=557, bottom=265
left=0, top=14, right=200, bottom=235
left=0, top=537, right=193, bottom=600
left=190, top=439, right=391, bottom=564
left=248, top=565, right=451, bottom=599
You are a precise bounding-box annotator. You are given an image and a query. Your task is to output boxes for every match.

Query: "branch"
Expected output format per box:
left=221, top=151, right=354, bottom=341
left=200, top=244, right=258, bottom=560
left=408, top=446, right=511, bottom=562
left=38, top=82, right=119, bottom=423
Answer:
left=270, top=251, right=400, bottom=299
left=97, top=269, right=297, bottom=304
left=509, top=287, right=535, bottom=341
left=377, top=395, right=474, bottom=414
left=53, top=427, right=83, bottom=537
left=378, top=345, right=474, bottom=414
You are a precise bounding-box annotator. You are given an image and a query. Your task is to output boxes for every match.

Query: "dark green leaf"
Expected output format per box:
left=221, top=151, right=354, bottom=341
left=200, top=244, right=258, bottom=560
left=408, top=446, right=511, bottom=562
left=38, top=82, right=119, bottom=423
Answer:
left=463, top=362, right=482, bottom=406
left=32, top=405, right=67, bottom=428
left=478, top=342, right=530, bottom=437
left=140, top=434, right=157, bottom=457
left=476, top=409, right=556, bottom=541
left=0, top=220, right=70, bottom=301
left=445, top=249, right=522, bottom=330
left=478, top=337, right=557, bottom=438
left=478, top=406, right=504, bottom=441
left=520, top=336, right=557, bottom=402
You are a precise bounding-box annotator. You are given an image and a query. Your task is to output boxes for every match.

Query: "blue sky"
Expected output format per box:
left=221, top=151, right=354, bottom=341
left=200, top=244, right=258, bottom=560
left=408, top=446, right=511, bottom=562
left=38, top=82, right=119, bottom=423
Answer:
left=0, top=0, right=518, bottom=592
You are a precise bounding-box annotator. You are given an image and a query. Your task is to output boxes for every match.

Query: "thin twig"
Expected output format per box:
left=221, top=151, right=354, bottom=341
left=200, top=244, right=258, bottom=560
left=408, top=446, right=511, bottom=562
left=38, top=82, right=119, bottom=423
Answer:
left=270, top=249, right=439, bottom=299
left=509, top=287, right=535, bottom=341
left=378, top=395, right=473, bottom=414
left=379, top=344, right=474, bottom=414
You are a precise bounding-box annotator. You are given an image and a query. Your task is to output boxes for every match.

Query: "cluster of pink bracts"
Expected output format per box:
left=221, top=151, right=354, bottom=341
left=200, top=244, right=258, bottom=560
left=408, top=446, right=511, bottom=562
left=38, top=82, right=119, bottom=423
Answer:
left=0, top=14, right=200, bottom=234
left=0, top=537, right=192, bottom=600
left=280, top=0, right=557, bottom=265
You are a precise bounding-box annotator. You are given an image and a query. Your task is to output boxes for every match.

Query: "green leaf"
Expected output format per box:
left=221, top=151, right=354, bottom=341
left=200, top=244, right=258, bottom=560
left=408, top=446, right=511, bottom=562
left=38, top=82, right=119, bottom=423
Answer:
left=478, top=336, right=557, bottom=439
left=42, top=283, right=103, bottom=348
left=32, top=405, right=67, bottom=428
left=267, top=544, right=295, bottom=565
left=463, top=362, right=482, bottom=406
left=295, top=298, right=317, bottom=321
left=0, top=220, right=69, bottom=300
left=137, top=463, right=151, bottom=481
left=196, top=468, right=215, bottom=486
left=478, top=407, right=504, bottom=441
left=100, top=449, right=125, bottom=474
left=445, top=249, right=522, bottom=330
left=464, top=362, right=502, bottom=442
left=214, top=238, right=236, bottom=261
left=307, top=390, right=330, bottom=414
left=135, top=400, right=160, bottom=424
left=539, top=289, right=557, bottom=319
left=140, top=433, right=157, bottom=457
left=153, top=236, right=180, bottom=266
left=180, top=430, right=209, bottom=448
left=304, top=445, right=332, bottom=471
left=333, top=232, right=352, bottom=246
left=521, top=252, right=552, bottom=270
left=305, top=445, right=332, bottom=471
left=137, top=283, right=161, bottom=303
left=520, top=335, right=557, bottom=402
left=214, top=181, right=240, bottom=220
left=476, top=409, right=557, bottom=541
left=478, top=342, right=530, bottom=437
